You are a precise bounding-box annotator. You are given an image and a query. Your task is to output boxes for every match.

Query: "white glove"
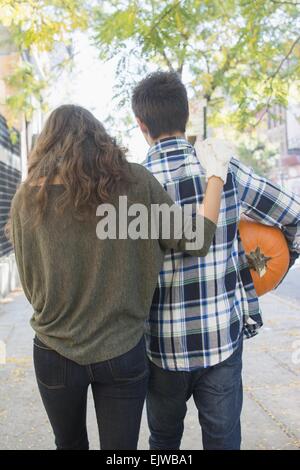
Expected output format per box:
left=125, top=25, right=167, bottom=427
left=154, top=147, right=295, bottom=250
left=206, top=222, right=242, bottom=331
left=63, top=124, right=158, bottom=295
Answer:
left=194, top=137, right=235, bottom=183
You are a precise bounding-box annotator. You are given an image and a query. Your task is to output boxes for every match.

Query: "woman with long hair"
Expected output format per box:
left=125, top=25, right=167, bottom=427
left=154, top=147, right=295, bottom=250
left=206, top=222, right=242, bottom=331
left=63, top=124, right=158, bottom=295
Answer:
left=9, top=104, right=227, bottom=450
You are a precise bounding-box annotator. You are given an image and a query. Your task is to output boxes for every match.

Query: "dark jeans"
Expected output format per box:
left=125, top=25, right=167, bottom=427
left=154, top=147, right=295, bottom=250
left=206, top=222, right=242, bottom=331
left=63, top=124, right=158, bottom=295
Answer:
left=147, top=337, right=243, bottom=450
left=33, top=335, right=149, bottom=450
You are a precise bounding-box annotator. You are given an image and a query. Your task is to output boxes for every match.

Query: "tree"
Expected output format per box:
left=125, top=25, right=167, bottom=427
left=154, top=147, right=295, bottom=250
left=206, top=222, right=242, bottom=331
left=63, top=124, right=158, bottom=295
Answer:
left=236, top=136, right=278, bottom=176
left=0, top=0, right=88, bottom=50
left=92, top=0, right=300, bottom=135
left=0, top=0, right=90, bottom=124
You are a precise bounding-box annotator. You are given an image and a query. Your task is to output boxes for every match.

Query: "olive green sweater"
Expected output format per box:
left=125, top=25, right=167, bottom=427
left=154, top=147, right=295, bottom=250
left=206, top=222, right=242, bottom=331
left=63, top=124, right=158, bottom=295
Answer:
left=11, top=163, right=216, bottom=365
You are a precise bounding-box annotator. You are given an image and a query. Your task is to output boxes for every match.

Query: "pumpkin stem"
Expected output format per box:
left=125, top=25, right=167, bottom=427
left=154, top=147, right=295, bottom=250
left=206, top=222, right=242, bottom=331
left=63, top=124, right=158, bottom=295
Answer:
left=246, top=247, right=272, bottom=278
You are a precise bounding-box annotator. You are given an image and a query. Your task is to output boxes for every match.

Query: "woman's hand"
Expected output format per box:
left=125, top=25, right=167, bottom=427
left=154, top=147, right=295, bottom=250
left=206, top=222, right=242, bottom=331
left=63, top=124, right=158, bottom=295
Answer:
left=194, top=137, right=236, bottom=184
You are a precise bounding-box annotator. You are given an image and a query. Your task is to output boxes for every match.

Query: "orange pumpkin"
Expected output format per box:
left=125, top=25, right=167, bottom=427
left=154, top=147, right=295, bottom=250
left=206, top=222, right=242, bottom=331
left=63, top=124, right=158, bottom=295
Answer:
left=238, top=218, right=290, bottom=296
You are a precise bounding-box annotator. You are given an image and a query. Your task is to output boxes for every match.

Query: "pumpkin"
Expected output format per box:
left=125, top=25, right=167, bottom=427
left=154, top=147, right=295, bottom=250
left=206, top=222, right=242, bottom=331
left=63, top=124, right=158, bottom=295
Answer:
left=238, top=218, right=290, bottom=296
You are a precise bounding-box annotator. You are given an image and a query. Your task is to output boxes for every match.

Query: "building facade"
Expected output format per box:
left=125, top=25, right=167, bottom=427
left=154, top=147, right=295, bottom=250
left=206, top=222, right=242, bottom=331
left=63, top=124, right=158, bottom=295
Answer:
left=0, top=25, right=45, bottom=297
left=258, top=102, right=300, bottom=195
left=0, top=114, right=21, bottom=297
left=0, top=25, right=22, bottom=297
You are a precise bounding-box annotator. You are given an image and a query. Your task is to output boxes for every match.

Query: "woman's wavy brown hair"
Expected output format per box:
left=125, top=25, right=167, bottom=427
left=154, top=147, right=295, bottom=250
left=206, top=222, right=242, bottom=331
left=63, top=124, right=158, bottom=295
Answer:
left=23, top=104, right=132, bottom=223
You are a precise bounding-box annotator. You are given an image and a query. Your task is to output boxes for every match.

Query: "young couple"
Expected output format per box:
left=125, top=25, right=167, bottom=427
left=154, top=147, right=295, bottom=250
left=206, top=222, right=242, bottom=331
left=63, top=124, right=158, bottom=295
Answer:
left=10, top=72, right=300, bottom=450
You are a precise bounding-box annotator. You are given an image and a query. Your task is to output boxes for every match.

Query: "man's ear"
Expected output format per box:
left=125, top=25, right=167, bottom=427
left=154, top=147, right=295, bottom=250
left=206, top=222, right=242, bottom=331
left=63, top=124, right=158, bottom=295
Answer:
left=136, top=117, right=148, bottom=134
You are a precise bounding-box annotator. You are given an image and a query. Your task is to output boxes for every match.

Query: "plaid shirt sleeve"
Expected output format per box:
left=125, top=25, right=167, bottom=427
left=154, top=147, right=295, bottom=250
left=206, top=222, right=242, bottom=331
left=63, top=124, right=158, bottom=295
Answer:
left=230, top=157, right=300, bottom=266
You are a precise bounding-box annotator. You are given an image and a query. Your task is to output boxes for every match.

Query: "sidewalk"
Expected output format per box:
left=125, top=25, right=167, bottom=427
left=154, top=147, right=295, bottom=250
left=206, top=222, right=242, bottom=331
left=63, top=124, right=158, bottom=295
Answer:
left=0, top=289, right=299, bottom=450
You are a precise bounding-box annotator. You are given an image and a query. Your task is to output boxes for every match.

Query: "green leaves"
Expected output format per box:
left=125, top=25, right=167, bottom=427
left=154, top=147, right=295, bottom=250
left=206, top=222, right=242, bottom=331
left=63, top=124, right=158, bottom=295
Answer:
left=237, top=136, right=278, bottom=176
left=92, top=0, right=300, bottom=132
left=0, top=0, right=90, bottom=124
left=5, top=62, right=47, bottom=122
left=0, top=0, right=89, bottom=51
left=2, top=0, right=299, bottom=135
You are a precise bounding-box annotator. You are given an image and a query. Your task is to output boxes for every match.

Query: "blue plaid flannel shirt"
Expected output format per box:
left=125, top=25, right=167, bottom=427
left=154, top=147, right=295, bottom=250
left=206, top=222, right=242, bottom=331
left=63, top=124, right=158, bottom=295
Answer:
left=144, top=137, right=300, bottom=371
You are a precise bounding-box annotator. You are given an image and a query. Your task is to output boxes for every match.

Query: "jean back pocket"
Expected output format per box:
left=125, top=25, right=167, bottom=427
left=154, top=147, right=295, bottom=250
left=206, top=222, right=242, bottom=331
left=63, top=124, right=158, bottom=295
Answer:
left=108, top=337, right=149, bottom=383
left=33, top=336, right=66, bottom=390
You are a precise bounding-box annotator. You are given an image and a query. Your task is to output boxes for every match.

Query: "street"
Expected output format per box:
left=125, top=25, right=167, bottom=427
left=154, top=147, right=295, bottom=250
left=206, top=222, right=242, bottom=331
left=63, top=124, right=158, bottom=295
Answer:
left=0, top=266, right=299, bottom=450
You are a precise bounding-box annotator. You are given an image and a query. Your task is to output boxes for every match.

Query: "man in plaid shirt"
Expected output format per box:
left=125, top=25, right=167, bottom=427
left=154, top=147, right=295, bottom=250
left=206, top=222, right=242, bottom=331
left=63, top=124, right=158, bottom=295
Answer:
left=132, top=71, right=300, bottom=450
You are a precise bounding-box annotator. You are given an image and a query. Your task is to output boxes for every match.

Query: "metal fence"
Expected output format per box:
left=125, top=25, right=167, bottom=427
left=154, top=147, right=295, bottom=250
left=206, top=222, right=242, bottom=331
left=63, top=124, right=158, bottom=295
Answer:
left=0, top=114, right=21, bottom=257
left=0, top=115, right=20, bottom=155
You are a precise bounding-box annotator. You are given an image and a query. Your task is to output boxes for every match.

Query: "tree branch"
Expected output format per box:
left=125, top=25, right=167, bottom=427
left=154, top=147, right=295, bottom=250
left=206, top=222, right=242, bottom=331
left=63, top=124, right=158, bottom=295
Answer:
left=250, top=34, right=300, bottom=128
left=269, top=1, right=300, bottom=6
left=253, top=94, right=274, bottom=128
left=160, top=49, right=175, bottom=71
left=267, top=34, right=300, bottom=81
left=147, top=0, right=184, bottom=36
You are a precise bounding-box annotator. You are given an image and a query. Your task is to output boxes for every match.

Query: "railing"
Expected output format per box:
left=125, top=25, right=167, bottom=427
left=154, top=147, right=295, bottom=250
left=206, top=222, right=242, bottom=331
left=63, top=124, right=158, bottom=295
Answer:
left=0, top=114, right=21, bottom=257
left=0, top=114, right=21, bottom=156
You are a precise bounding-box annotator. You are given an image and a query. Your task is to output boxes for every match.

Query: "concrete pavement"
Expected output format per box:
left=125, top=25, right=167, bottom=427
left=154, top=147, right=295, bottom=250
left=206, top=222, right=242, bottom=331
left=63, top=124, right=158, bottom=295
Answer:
left=0, top=282, right=299, bottom=450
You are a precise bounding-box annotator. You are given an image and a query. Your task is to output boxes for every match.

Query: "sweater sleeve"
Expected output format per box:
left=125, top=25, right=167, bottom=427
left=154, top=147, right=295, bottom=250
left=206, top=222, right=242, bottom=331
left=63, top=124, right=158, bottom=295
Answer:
left=10, top=195, right=32, bottom=303
left=147, top=168, right=216, bottom=256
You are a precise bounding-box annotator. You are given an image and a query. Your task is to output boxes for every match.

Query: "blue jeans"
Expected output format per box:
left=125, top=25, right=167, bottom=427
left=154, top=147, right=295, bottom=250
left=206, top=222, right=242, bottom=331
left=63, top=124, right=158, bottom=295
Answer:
left=147, top=337, right=243, bottom=450
left=33, top=335, right=149, bottom=450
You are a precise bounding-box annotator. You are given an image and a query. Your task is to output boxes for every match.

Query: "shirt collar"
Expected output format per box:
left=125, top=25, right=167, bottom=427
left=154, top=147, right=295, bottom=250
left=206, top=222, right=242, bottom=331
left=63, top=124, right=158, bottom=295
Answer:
left=146, top=136, right=194, bottom=162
